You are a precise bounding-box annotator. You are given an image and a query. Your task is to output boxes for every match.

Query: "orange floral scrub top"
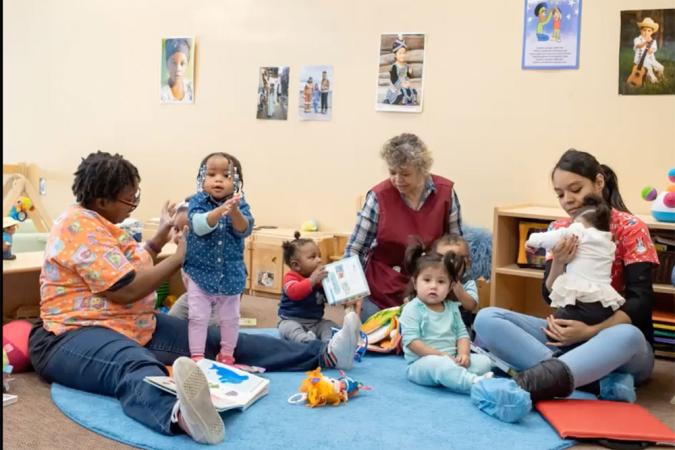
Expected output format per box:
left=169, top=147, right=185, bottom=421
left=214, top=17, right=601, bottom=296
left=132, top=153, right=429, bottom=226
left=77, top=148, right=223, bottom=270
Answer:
left=39, top=205, right=157, bottom=345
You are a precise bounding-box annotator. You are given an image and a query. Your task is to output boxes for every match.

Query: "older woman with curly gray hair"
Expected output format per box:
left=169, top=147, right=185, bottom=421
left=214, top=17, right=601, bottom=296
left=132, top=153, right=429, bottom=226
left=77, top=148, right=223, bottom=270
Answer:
left=344, top=133, right=463, bottom=321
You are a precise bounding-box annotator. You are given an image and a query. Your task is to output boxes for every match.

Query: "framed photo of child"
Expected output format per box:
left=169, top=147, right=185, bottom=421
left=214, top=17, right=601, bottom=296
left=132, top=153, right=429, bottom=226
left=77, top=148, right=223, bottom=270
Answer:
left=298, top=65, right=333, bottom=121
left=619, top=9, right=675, bottom=95
left=375, top=33, right=425, bottom=113
left=521, top=1, right=582, bottom=70
left=257, top=66, right=290, bottom=120
left=160, top=37, right=195, bottom=104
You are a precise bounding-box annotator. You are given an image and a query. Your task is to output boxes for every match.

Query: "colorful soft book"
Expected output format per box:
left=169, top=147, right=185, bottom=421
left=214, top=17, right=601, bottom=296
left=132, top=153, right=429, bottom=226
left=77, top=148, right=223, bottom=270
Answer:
left=321, top=255, right=370, bottom=306
left=145, top=359, right=269, bottom=412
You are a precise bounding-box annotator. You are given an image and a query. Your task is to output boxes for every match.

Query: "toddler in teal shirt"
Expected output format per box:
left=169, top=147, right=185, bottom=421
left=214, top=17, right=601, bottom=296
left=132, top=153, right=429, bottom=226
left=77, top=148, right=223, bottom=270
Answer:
left=400, top=239, right=493, bottom=394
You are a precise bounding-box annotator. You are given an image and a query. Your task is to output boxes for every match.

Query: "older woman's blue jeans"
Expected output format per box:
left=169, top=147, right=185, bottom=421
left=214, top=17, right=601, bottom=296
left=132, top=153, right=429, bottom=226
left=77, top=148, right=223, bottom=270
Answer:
left=359, top=296, right=382, bottom=322
left=473, top=307, right=654, bottom=388
left=36, top=313, right=324, bottom=434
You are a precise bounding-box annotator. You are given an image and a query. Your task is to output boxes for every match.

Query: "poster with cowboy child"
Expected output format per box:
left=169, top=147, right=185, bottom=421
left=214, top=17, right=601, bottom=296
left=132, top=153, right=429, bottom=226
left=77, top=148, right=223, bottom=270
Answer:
left=522, top=0, right=582, bottom=69
left=619, top=10, right=675, bottom=96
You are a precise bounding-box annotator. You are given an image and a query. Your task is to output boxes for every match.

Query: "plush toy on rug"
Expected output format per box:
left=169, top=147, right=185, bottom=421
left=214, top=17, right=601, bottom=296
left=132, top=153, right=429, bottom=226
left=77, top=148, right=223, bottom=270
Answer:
left=288, top=367, right=369, bottom=407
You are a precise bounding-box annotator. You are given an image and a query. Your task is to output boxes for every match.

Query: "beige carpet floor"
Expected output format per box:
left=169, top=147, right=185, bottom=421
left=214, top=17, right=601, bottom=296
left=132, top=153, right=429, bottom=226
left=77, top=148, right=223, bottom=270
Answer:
left=3, top=294, right=674, bottom=449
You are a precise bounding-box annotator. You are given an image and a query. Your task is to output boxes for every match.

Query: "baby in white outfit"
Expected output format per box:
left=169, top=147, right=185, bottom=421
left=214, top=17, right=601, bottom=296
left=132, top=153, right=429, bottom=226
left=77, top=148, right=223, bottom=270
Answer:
left=527, top=196, right=624, bottom=328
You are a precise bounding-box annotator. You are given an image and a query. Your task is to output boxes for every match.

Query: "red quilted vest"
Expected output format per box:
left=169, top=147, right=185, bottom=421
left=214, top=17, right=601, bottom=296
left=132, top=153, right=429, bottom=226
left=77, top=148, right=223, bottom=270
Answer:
left=365, top=175, right=453, bottom=309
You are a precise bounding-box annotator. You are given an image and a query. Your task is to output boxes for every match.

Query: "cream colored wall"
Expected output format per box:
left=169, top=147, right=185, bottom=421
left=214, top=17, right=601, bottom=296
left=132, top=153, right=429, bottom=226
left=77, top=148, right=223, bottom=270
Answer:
left=3, top=0, right=674, bottom=233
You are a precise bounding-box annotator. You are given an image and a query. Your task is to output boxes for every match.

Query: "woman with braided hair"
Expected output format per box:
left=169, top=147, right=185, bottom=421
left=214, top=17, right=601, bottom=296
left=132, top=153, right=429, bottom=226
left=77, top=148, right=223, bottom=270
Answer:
left=29, top=151, right=361, bottom=444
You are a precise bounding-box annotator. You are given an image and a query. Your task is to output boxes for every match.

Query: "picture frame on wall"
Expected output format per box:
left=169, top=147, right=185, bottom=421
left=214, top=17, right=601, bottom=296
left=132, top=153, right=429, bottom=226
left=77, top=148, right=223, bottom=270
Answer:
left=257, top=66, right=290, bottom=120
left=619, top=9, right=675, bottom=95
left=160, top=37, right=195, bottom=104
left=521, top=0, right=582, bottom=70
left=298, top=65, right=333, bottom=121
left=375, top=32, right=425, bottom=113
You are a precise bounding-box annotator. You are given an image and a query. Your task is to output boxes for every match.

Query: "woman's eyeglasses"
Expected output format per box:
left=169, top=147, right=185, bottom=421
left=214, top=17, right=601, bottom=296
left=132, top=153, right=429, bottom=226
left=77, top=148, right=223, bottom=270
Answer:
left=117, top=189, right=141, bottom=210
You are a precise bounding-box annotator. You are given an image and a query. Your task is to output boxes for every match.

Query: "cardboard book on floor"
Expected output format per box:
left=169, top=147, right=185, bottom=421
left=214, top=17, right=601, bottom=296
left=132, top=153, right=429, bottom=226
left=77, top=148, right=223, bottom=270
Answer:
left=145, top=359, right=269, bottom=412
left=536, top=399, right=675, bottom=447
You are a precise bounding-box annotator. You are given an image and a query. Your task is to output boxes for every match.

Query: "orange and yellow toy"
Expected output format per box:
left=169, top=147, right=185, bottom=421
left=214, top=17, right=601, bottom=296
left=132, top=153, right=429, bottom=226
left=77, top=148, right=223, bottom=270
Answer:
left=288, top=367, right=369, bottom=407
left=9, top=197, right=35, bottom=222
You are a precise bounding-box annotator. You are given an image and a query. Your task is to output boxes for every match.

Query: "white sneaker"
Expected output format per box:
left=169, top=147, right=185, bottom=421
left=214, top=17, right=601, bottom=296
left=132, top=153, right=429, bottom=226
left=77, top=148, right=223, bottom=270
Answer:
left=172, top=357, right=225, bottom=444
left=327, top=312, right=361, bottom=370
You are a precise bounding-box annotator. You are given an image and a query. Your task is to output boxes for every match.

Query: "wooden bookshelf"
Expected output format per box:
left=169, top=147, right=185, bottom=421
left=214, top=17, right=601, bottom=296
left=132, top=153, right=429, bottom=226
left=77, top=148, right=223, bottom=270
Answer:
left=490, top=205, right=675, bottom=320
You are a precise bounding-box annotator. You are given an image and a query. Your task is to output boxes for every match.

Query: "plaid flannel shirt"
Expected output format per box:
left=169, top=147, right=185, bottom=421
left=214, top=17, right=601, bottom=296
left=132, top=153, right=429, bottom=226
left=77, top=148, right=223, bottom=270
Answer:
left=344, top=177, right=462, bottom=266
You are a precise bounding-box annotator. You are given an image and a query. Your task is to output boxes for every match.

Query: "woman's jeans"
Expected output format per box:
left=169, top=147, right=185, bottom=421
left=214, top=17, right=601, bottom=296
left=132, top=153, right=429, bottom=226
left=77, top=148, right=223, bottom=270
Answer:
left=474, top=307, right=654, bottom=387
left=359, top=296, right=382, bottom=322
left=35, top=314, right=323, bottom=434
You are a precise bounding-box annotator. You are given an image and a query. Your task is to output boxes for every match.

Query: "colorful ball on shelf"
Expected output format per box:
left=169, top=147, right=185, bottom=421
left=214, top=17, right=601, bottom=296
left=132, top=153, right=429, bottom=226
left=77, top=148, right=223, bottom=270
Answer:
left=668, top=168, right=675, bottom=183
left=667, top=184, right=675, bottom=194
left=664, top=191, right=675, bottom=209
left=641, top=186, right=658, bottom=201
left=2, top=320, right=33, bottom=373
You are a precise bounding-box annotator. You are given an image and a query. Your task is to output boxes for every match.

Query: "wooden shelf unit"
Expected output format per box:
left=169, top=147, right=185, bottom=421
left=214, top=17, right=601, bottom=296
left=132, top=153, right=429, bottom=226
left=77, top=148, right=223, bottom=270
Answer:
left=490, top=205, right=675, bottom=319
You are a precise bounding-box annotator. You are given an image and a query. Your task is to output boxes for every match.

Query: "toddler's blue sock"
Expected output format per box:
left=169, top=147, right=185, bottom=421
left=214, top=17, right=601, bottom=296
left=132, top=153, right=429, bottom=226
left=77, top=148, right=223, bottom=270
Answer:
left=599, top=372, right=636, bottom=403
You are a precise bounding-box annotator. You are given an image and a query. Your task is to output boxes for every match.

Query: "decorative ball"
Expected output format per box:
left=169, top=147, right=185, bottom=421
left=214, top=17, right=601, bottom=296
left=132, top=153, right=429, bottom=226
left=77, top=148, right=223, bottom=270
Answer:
left=641, top=186, right=658, bottom=201
left=664, top=192, right=675, bottom=209
left=2, top=320, right=33, bottom=373
left=667, top=184, right=675, bottom=194
left=652, top=192, right=675, bottom=222
left=669, top=168, right=675, bottom=183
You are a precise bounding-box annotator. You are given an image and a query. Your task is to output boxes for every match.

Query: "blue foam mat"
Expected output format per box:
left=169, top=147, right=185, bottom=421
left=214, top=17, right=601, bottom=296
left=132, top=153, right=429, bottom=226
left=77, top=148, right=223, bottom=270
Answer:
left=51, top=329, right=577, bottom=450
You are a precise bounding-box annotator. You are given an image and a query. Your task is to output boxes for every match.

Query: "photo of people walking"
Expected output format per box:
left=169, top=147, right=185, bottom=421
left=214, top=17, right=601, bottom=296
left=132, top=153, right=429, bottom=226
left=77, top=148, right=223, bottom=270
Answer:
left=257, top=66, right=290, bottom=120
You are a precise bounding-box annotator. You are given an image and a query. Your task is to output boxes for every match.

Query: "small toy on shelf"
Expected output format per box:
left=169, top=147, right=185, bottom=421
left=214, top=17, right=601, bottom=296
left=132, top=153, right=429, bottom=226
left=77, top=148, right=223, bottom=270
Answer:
left=8, top=197, right=34, bottom=222
left=3, top=349, right=13, bottom=392
left=288, top=367, right=369, bottom=407
left=300, top=219, right=319, bottom=232
left=642, top=169, right=675, bottom=223
left=3, top=217, right=20, bottom=260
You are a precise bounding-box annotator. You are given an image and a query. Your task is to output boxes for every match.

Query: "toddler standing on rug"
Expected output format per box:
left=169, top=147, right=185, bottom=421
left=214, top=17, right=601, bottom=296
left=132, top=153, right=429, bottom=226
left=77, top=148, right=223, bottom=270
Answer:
left=431, top=234, right=480, bottom=334
left=183, top=152, right=253, bottom=365
left=277, top=232, right=339, bottom=343
left=526, top=195, right=624, bottom=341
left=400, top=239, right=493, bottom=394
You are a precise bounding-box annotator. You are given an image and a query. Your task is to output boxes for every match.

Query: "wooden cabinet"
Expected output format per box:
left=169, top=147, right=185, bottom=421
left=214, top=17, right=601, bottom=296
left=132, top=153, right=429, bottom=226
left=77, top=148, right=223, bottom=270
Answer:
left=490, top=205, right=675, bottom=318
left=2, top=251, right=44, bottom=322
left=249, top=241, right=285, bottom=295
